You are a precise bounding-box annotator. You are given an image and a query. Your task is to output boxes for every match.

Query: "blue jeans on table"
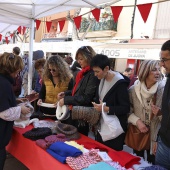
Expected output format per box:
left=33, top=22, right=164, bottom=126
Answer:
left=155, top=136, right=170, bottom=170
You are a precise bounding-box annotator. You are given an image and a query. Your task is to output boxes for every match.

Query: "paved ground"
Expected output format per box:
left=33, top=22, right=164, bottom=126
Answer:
left=4, top=153, right=28, bottom=170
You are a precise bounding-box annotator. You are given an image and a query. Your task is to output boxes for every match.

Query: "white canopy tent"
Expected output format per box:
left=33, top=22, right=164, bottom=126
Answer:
left=0, top=0, right=120, bottom=94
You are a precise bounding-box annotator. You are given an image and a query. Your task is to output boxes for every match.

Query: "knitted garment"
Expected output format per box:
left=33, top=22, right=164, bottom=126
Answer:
left=107, top=161, right=127, bottom=170
left=14, top=118, right=39, bottom=128
left=23, top=127, right=52, bottom=140
left=66, top=149, right=102, bottom=170
left=65, top=141, right=84, bottom=152
left=52, top=122, right=80, bottom=140
left=17, top=99, right=34, bottom=120
left=82, top=162, right=116, bottom=170
left=36, top=134, right=68, bottom=149
left=36, top=139, right=48, bottom=149
left=47, top=141, right=82, bottom=163
left=72, top=106, right=100, bottom=126
left=33, top=120, right=57, bottom=129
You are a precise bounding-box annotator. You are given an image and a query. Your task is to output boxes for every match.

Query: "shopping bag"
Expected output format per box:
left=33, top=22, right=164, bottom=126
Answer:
left=99, top=102, right=124, bottom=142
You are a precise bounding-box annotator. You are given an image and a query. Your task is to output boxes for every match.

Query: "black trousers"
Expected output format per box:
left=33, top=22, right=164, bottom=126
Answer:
left=0, top=119, right=14, bottom=170
left=96, top=131, right=126, bottom=151
left=133, top=149, right=155, bottom=164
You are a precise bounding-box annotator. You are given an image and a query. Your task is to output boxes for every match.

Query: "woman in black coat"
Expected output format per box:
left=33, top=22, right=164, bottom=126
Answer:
left=91, top=54, right=130, bottom=151
left=58, top=46, right=99, bottom=136
left=0, top=53, right=30, bottom=169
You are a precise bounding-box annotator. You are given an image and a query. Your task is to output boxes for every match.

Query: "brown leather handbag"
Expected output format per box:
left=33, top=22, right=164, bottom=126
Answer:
left=125, top=124, right=150, bottom=151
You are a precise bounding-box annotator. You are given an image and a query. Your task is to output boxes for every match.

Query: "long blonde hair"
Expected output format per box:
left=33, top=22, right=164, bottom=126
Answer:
left=43, top=55, right=72, bottom=86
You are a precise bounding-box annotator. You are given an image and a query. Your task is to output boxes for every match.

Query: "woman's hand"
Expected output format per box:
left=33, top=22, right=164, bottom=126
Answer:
left=58, top=92, right=65, bottom=100
left=58, top=98, right=64, bottom=107
left=152, top=142, right=157, bottom=155
left=92, top=100, right=102, bottom=112
left=20, top=104, right=31, bottom=115
left=31, top=90, right=36, bottom=94
left=151, top=104, right=161, bottom=116
left=37, top=99, right=42, bottom=106
left=136, top=119, right=149, bottom=133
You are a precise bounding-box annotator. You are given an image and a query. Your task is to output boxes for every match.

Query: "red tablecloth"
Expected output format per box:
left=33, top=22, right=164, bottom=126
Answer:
left=6, top=125, right=112, bottom=170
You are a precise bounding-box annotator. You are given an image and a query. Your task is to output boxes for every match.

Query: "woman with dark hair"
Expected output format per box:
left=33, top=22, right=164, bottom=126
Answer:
left=91, top=54, right=130, bottom=151
left=0, top=52, right=31, bottom=169
left=58, top=46, right=99, bottom=136
left=31, top=58, right=46, bottom=94
left=37, top=55, right=73, bottom=118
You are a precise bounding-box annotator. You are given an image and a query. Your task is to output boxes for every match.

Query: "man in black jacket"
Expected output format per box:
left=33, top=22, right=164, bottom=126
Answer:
left=155, top=40, right=170, bottom=169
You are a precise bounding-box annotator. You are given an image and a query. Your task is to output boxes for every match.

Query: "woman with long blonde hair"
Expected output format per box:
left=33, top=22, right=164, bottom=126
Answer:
left=37, top=55, right=73, bottom=118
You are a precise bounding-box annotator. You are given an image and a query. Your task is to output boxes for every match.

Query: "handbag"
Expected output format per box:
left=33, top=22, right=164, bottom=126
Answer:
left=99, top=102, right=124, bottom=142
left=125, top=124, right=150, bottom=151
left=125, top=93, right=158, bottom=151
left=72, top=106, right=100, bottom=126
left=17, top=98, right=34, bottom=120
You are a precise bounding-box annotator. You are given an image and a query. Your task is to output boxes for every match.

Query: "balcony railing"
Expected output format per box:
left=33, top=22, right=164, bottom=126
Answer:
left=79, top=15, right=117, bottom=33
left=43, top=32, right=71, bottom=39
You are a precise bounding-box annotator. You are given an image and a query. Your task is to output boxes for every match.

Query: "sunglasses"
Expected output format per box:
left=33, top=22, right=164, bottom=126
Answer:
left=80, top=46, right=90, bottom=53
left=48, top=68, right=56, bottom=72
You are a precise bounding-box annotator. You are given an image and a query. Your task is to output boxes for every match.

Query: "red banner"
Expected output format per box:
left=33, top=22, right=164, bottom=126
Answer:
left=0, top=34, right=2, bottom=41
left=17, top=26, right=22, bottom=34
left=58, top=20, right=65, bottom=32
left=92, top=8, right=101, bottom=22
left=23, top=27, right=26, bottom=35
left=46, top=21, right=52, bottom=32
left=137, top=3, right=152, bottom=23
left=10, top=33, right=14, bottom=39
left=5, top=37, right=9, bottom=44
left=73, top=16, right=82, bottom=30
left=36, top=20, right=41, bottom=30
left=111, top=6, right=123, bottom=23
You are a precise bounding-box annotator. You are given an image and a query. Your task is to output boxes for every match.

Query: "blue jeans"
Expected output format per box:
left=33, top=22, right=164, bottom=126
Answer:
left=155, top=136, right=170, bottom=169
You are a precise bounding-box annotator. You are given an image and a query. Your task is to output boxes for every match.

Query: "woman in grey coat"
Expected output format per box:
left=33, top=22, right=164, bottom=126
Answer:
left=128, top=60, right=165, bottom=164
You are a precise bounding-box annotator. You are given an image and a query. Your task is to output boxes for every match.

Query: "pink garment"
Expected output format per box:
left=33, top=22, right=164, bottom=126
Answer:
left=36, top=134, right=68, bottom=149
left=66, top=149, right=102, bottom=170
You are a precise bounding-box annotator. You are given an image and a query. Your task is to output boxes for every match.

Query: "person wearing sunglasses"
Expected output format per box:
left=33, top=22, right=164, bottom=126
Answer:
left=37, top=55, right=73, bottom=118
left=0, top=52, right=31, bottom=169
left=58, top=46, right=99, bottom=136
left=155, top=40, right=170, bottom=169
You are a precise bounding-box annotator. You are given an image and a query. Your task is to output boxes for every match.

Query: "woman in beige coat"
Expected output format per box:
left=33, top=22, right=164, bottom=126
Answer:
left=128, top=60, right=165, bottom=164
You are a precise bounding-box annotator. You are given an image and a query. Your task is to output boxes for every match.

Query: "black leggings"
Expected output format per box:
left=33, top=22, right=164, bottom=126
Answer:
left=0, top=119, right=14, bottom=170
left=133, top=149, right=155, bottom=164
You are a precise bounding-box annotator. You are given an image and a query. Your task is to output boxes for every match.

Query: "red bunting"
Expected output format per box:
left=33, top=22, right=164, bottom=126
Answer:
left=46, top=21, right=52, bottom=32
left=91, top=8, right=101, bottom=22
left=0, top=34, right=2, bottom=41
left=58, top=20, right=65, bottom=32
left=5, top=37, right=9, bottom=44
left=23, top=27, right=26, bottom=35
left=10, top=33, right=14, bottom=39
left=111, top=6, right=123, bottom=23
left=17, top=26, right=22, bottom=34
left=36, top=20, right=41, bottom=30
left=137, top=3, right=152, bottom=23
left=73, top=16, right=82, bottom=30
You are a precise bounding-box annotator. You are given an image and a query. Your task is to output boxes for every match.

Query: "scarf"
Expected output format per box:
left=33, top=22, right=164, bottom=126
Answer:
left=72, top=66, right=90, bottom=96
left=134, top=80, right=158, bottom=106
